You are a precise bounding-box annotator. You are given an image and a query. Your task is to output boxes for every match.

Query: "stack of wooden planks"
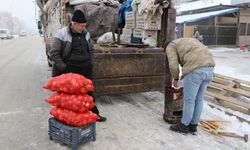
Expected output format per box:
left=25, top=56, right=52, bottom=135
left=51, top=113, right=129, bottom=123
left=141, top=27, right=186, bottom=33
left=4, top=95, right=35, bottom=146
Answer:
left=205, top=73, right=250, bottom=115
left=199, top=120, right=228, bottom=134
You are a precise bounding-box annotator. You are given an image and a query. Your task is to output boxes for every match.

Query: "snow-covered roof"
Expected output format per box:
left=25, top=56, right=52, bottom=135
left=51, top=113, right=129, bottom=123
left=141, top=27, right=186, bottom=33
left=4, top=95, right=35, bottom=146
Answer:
left=176, top=0, right=232, bottom=13
left=176, top=8, right=240, bottom=24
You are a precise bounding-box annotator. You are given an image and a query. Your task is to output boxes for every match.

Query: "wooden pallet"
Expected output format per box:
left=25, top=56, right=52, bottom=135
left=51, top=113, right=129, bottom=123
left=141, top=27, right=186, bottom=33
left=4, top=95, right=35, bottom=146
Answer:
left=205, top=73, right=250, bottom=115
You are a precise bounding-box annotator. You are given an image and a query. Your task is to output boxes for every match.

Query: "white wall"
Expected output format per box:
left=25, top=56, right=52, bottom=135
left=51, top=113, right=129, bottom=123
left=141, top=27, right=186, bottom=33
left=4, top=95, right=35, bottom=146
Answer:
left=240, top=9, right=250, bottom=24
left=220, top=17, right=237, bottom=24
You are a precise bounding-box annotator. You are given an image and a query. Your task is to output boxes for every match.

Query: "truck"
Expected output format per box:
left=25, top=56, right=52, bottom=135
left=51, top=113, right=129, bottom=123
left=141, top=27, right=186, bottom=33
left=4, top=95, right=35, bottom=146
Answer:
left=36, top=0, right=180, bottom=123
left=0, top=28, right=11, bottom=40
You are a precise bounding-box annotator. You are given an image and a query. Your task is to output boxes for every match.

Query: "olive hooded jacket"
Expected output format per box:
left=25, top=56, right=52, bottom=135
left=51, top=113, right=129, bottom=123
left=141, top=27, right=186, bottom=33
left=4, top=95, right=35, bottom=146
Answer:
left=166, top=38, right=215, bottom=80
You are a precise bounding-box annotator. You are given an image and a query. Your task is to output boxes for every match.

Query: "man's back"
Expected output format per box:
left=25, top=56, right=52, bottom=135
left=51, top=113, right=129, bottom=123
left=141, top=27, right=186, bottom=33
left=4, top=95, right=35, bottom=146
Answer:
left=166, top=38, right=215, bottom=77
left=173, top=38, right=206, bottom=55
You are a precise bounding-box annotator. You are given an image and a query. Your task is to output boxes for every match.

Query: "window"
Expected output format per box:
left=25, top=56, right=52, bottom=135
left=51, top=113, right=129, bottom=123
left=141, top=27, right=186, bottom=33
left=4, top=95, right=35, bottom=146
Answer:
left=240, top=23, right=247, bottom=35
left=247, top=23, right=250, bottom=36
left=0, top=30, right=7, bottom=34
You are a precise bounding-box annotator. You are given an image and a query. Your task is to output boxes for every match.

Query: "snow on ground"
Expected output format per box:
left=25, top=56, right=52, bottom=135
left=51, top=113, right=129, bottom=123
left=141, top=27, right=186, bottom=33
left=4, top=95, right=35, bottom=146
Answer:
left=202, top=101, right=250, bottom=135
left=210, top=47, right=250, bottom=81
left=0, top=38, right=17, bottom=45
left=209, top=47, right=240, bottom=52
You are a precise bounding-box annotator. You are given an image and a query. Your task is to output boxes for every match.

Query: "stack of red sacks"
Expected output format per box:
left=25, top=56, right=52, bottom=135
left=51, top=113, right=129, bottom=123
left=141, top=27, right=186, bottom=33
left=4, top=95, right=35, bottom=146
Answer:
left=43, top=73, right=98, bottom=127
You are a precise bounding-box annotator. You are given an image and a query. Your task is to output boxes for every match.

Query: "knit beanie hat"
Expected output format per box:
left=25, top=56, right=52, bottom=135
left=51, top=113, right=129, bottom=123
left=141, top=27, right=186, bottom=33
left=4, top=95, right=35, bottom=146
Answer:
left=72, top=10, right=87, bottom=23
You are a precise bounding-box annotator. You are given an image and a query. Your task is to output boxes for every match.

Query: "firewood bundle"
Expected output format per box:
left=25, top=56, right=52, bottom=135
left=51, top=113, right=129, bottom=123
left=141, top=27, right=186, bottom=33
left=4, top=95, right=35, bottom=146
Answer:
left=199, top=120, right=248, bottom=142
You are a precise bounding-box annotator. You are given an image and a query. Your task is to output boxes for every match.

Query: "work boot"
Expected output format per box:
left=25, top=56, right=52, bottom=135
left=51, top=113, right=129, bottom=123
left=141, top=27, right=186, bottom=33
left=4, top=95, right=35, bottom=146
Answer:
left=97, top=115, right=107, bottom=122
left=189, top=124, right=198, bottom=135
left=169, top=121, right=189, bottom=134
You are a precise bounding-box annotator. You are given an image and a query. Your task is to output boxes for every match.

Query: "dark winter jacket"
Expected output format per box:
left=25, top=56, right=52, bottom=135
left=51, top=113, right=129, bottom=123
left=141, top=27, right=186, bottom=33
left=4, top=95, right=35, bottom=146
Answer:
left=50, top=26, right=93, bottom=76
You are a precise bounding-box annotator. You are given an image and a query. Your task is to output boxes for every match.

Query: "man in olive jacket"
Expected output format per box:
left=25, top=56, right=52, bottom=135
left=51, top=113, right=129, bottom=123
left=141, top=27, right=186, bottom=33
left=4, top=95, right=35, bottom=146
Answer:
left=50, top=10, right=106, bottom=122
left=165, top=38, right=215, bottom=134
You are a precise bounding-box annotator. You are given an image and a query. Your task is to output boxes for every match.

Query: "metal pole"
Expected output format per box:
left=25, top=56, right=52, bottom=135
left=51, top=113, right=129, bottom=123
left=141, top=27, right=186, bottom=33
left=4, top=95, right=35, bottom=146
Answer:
left=236, top=12, right=240, bottom=46
left=215, top=26, right=218, bottom=47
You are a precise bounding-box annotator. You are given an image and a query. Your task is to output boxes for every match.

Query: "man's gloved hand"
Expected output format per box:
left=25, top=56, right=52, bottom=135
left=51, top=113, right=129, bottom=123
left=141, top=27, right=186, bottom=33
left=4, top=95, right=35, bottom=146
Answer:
left=57, top=63, right=67, bottom=71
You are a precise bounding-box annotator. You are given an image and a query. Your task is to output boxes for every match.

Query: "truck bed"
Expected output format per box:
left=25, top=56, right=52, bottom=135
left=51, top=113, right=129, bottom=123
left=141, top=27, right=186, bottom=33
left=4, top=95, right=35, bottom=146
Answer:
left=93, top=47, right=166, bottom=96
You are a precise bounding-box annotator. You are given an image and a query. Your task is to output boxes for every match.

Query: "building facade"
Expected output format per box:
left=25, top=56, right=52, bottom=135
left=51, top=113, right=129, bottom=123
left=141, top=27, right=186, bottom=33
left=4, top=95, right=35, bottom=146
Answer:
left=176, top=0, right=250, bottom=46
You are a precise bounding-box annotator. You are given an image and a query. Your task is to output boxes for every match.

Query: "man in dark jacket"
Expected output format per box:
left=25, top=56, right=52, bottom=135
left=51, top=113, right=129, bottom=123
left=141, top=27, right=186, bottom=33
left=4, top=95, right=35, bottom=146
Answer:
left=50, top=10, right=106, bottom=122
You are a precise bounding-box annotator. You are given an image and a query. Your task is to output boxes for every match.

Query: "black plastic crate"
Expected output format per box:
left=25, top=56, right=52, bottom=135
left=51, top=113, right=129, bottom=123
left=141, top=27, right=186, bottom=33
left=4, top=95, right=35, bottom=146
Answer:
left=48, top=117, right=96, bottom=150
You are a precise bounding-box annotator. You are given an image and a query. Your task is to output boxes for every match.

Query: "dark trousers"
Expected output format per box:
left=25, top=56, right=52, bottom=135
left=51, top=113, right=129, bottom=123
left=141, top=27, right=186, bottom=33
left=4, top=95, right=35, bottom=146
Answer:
left=61, top=63, right=99, bottom=115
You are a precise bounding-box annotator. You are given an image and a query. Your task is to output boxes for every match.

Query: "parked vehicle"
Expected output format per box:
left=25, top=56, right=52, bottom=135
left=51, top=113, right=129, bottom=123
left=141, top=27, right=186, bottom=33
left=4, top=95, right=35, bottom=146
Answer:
left=19, top=30, right=27, bottom=37
left=0, top=28, right=11, bottom=39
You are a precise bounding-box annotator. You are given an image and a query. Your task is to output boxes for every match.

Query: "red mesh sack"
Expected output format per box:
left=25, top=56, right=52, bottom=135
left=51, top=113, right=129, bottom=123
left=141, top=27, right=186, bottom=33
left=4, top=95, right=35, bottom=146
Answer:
left=50, top=107, right=98, bottom=127
left=45, top=92, right=94, bottom=113
left=43, top=73, right=94, bottom=94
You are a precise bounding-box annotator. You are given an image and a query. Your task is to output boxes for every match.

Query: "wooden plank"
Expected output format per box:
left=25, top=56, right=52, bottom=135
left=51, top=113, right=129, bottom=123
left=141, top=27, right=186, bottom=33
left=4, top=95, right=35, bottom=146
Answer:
left=239, top=84, right=250, bottom=91
left=213, top=77, right=231, bottom=85
left=205, top=95, right=250, bottom=115
left=206, top=91, right=250, bottom=110
left=219, top=82, right=235, bottom=96
left=207, top=85, right=221, bottom=93
left=213, top=76, right=250, bottom=92
left=209, top=82, right=250, bottom=98
left=212, top=75, right=250, bottom=92
left=214, top=73, right=250, bottom=86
